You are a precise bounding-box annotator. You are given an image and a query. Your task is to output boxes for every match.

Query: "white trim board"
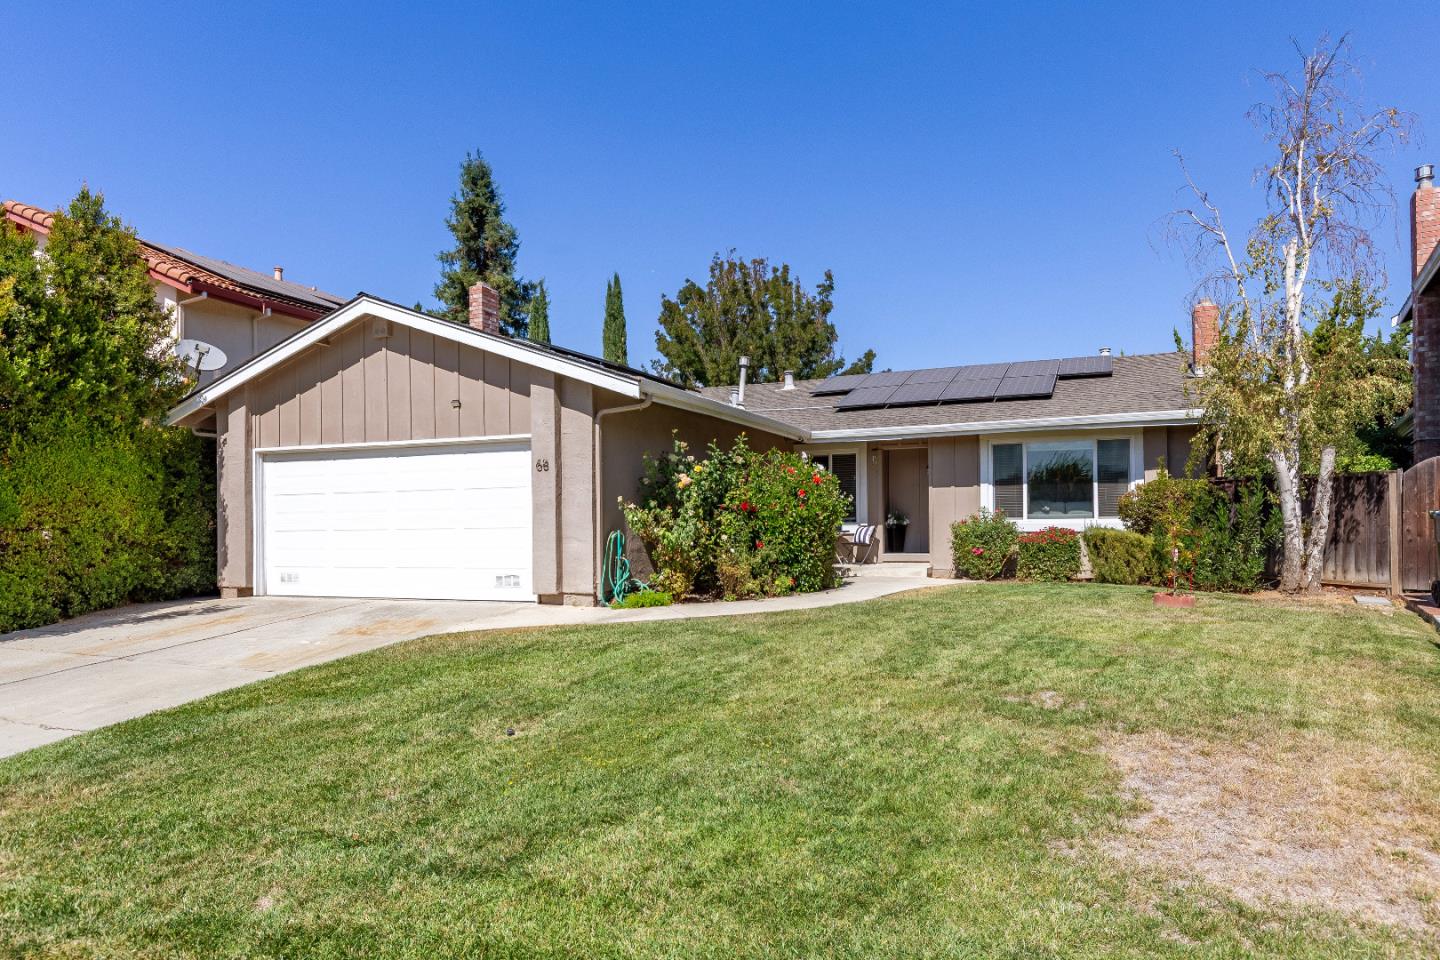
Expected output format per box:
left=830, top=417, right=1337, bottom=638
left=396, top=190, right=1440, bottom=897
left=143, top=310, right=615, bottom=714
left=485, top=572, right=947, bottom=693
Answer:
left=810, top=409, right=1199, bottom=442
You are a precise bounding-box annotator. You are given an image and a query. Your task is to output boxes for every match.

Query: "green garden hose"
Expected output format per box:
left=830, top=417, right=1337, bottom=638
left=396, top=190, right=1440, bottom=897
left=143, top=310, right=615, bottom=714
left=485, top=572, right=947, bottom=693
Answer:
left=602, top=530, right=636, bottom=604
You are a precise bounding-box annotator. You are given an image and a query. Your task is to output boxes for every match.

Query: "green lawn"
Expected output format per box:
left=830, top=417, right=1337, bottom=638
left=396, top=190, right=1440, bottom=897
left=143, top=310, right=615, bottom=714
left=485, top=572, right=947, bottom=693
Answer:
left=4, top=585, right=1440, bottom=958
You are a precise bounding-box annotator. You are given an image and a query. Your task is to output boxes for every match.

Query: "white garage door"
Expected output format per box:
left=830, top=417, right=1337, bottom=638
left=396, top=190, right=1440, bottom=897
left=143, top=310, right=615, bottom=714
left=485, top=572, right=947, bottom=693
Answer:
left=259, top=441, right=534, bottom=602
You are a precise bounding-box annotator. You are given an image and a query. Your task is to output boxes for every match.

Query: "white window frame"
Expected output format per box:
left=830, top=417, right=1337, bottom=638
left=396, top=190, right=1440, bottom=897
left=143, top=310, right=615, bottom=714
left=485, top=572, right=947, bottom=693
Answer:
left=797, top=444, right=866, bottom=529
left=979, top=431, right=1142, bottom=531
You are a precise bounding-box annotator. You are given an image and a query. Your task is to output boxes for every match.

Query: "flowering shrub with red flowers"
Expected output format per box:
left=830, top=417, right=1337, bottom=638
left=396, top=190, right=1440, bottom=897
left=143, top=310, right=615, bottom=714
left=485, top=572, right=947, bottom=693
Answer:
left=1016, top=526, right=1082, bottom=582
left=949, top=508, right=1018, bottom=580
left=621, top=435, right=850, bottom=599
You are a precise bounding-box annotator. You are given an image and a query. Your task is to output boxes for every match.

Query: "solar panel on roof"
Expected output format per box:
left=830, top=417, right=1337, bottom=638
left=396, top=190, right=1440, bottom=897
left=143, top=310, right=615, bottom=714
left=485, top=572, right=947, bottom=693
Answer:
left=1006, top=359, right=1060, bottom=377
left=951, top=362, right=1012, bottom=380
left=834, top=384, right=900, bottom=409
left=854, top=370, right=912, bottom=388
left=939, top=378, right=1002, bottom=402
left=1056, top=355, right=1113, bottom=378
left=993, top=373, right=1057, bottom=399
left=810, top=373, right=870, bottom=396
left=904, top=366, right=962, bottom=384
left=887, top=381, right=947, bottom=406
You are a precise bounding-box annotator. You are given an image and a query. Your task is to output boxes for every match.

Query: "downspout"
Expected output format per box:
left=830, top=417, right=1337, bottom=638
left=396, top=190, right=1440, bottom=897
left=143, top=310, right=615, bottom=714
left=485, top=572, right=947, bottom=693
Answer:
left=175, top=291, right=208, bottom=342
left=593, top=395, right=654, bottom=603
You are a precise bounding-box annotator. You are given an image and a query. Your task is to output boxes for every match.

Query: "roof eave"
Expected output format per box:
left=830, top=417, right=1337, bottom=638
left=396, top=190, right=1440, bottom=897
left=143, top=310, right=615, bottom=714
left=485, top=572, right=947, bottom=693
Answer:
left=806, top=408, right=1202, bottom=442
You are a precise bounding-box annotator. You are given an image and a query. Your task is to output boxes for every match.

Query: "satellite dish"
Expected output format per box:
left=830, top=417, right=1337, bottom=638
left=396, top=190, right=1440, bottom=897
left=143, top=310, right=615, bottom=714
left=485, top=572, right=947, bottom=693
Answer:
left=175, top=338, right=228, bottom=372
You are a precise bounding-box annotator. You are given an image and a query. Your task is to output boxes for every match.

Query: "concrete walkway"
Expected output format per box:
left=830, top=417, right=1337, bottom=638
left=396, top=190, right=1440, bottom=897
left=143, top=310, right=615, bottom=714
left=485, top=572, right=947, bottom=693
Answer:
left=0, top=573, right=956, bottom=758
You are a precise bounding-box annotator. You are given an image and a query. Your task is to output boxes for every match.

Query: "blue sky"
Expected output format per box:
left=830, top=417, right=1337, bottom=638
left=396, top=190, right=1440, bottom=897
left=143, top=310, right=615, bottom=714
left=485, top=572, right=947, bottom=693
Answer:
left=3, top=2, right=1431, bottom=374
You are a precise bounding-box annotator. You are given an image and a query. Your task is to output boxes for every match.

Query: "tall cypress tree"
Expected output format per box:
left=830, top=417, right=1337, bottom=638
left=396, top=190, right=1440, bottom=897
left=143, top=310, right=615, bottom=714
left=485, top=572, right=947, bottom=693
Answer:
left=529, top=280, right=551, bottom=345
left=433, top=151, right=532, bottom=337
left=602, top=272, right=628, bottom=365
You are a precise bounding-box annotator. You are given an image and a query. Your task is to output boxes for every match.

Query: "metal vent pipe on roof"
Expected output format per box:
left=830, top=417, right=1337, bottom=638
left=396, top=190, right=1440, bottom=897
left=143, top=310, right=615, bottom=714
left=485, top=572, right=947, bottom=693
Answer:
left=1099, top=346, right=1111, bottom=356
left=782, top=370, right=795, bottom=390
left=737, top=355, right=750, bottom=406
left=273, top=266, right=284, bottom=281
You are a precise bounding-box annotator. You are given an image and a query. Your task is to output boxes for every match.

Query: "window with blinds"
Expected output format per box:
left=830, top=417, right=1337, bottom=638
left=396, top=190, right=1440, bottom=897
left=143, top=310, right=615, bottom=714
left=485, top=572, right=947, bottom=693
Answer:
left=1096, top=439, right=1130, bottom=517
left=992, top=443, right=1023, bottom=517
left=810, top=452, right=859, bottom=522
left=989, top=438, right=1131, bottom=520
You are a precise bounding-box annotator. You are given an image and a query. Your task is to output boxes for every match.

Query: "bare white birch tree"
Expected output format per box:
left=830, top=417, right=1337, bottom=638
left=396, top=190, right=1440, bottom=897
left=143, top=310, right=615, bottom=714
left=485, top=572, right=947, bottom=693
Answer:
left=1171, top=36, right=1412, bottom=593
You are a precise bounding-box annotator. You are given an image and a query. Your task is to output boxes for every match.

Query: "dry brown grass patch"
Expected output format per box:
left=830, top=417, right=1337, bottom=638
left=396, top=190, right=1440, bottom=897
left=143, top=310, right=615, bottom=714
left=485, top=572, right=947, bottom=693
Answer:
left=1097, top=730, right=1440, bottom=934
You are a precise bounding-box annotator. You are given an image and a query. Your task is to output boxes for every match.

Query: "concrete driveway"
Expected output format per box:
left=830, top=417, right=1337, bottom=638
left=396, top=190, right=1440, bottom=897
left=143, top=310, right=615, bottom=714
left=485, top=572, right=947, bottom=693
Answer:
left=0, top=596, right=606, bottom=757
left=0, top=573, right=952, bottom=759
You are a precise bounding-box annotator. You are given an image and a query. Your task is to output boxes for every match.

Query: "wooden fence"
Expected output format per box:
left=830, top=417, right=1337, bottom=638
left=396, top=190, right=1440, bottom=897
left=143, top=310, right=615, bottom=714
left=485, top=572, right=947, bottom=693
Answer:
left=1255, top=457, right=1440, bottom=594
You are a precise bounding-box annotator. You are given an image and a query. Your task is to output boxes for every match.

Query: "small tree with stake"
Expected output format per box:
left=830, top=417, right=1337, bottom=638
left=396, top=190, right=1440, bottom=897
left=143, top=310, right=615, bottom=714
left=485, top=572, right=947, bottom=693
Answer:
left=1169, top=36, right=1412, bottom=594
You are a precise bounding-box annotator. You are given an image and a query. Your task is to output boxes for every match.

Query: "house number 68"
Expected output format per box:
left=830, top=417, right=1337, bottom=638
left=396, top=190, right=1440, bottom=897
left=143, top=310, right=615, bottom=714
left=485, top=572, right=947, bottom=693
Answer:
left=535, top=459, right=550, bottom=472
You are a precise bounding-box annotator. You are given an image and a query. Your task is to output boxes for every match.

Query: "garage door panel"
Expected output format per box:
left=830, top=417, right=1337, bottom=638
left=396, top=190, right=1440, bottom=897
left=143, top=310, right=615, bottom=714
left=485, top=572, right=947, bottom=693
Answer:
left=261, top=441, right=534, bottom=602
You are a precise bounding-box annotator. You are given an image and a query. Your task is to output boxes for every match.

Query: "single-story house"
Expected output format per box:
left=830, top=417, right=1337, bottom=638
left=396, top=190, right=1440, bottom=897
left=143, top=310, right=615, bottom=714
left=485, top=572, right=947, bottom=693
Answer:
left=168, top=282, right=1206, bottom=605
left=4, top=199, right=345, bottom=381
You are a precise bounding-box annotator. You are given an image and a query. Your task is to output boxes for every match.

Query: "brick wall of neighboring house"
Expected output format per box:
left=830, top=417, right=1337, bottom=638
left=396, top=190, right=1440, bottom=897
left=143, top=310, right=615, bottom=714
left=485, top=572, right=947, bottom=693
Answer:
left=1412, top=167, right=1440, bottom=463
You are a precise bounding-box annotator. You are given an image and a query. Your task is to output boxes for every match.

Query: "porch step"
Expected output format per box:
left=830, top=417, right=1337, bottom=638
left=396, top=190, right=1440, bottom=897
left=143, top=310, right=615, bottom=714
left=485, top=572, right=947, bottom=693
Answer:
left=852, top=561, right=931, bottom=579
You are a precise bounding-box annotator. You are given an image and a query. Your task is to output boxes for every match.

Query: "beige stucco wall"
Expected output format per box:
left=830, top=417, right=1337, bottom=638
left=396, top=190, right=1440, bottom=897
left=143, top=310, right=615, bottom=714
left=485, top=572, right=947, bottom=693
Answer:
left=599, top=402, right=794, bottom=581
left=179, top=295, right=309, bottom=384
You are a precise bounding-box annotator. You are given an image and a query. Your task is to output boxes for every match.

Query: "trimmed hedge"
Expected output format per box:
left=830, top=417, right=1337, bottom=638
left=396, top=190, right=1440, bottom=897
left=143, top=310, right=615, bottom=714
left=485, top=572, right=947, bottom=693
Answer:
left=950, top=508, right=1019, bottom=579
left=0, top=421, right=216, bottom=633
left=1016, top=526, right=1081, bottom=582
left=1082, top=528, right=1155, bottom=585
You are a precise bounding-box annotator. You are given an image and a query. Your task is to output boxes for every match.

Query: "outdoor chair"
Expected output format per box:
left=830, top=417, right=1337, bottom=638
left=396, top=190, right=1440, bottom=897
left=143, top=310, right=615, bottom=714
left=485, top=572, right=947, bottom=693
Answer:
left=839, top=523, right=879, bottom=572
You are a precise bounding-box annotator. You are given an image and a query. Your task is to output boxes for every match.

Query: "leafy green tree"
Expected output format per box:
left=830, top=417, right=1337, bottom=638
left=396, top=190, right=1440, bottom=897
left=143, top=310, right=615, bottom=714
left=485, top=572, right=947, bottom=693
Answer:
left=1172, top=37, right=1411, bottom=592
left=433, top=151, right=532, bottom=336
left=0, top=187, right=184, bottom=434
left=652, top=253, right=874, bottom=387
left=0, top=189, right=215, bottom=629
left=603, top=272, right=628, bottom=365
left=529, top=279, right=551, bottom=344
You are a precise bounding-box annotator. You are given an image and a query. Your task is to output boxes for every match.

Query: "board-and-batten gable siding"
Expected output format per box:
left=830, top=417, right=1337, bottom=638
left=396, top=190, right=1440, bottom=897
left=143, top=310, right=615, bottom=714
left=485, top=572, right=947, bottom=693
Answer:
left=247, top=322, right=535, bottom=448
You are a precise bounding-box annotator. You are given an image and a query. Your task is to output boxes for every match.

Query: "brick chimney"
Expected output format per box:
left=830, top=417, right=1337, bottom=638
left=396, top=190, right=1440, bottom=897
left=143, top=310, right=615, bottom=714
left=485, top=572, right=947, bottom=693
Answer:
left=1413, top=164, right=1439, bottom=280
left=467, top=281, right=501, bottom=335
left=1413, top=165, right=1440, bottom=462
left=1191, top=299, right=1220, bottom=371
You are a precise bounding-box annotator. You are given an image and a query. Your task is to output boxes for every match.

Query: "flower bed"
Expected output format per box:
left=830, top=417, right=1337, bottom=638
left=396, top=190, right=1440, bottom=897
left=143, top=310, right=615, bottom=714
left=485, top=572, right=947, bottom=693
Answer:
left=620, top=436, right=850, bottom=600
left=1016, top=526, right=1081, bottom=582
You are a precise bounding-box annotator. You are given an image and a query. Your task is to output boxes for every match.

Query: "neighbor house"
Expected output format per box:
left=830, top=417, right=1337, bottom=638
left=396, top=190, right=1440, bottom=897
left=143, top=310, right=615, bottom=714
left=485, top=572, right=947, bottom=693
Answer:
left=4, top=199, right=345, bottom=381
left=168, top=281, right=1205, bottom=605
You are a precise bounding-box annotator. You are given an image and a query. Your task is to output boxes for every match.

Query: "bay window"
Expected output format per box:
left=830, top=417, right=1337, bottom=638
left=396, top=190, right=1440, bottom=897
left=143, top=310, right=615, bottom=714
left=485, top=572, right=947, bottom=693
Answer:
left=988, top=437, right=1134, bottom=523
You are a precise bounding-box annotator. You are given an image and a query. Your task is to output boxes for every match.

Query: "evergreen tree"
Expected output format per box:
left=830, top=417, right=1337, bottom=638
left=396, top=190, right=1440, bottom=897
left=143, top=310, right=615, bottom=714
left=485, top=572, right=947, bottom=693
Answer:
left=529, top=280, right=551, bottom=344
left=652, top=253, right=874, bottom=387
left=603, top=272, right=628, bottom=365
left=433, top=151, right=532, bottom=337
left=0, top=187, right=184, bottom=434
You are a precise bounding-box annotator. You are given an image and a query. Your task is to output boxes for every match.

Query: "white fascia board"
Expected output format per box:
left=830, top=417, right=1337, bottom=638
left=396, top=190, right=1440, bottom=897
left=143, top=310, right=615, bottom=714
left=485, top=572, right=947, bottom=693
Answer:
left=640, top=381, right=810, bottom=441
left=808, top=408, right=1201, bottom=442
left=166, top=297, right=642, bottom=426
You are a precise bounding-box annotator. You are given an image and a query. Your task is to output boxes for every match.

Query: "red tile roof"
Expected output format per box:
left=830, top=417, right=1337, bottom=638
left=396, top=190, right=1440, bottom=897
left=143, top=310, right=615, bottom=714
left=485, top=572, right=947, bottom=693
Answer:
left=3, top=199, right=342, bottom=321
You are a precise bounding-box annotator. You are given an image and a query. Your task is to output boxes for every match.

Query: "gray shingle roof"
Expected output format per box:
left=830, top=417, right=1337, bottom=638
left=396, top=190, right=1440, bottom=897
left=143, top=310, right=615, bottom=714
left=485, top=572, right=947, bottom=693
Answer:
left=699, top=353, right=1193, bottom=434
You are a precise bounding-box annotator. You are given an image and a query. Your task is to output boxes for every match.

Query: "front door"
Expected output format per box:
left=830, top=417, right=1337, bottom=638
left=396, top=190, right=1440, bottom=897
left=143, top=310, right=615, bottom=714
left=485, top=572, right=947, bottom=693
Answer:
left=884, top=448, right=929, bottom=554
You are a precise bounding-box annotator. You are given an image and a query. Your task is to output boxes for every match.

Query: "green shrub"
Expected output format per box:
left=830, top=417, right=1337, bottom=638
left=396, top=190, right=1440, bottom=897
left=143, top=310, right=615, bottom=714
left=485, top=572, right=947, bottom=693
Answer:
left=621, top=435, right=850, bottom=600
left=1190, top=480, right=1277, bottom=593
left=611, top=589, right=673, bottom=609
left=950, top=508, right=1018, bottom=579
left=1116, top=466, right=1211, bottom=535
left=0, top=420, right=216, bottom=633
left=1119, top=467, right=1278, bottom=593
left=1082, top=527, right=1155, bottom=585
left=1016, top=527, right=1081, bottom=582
